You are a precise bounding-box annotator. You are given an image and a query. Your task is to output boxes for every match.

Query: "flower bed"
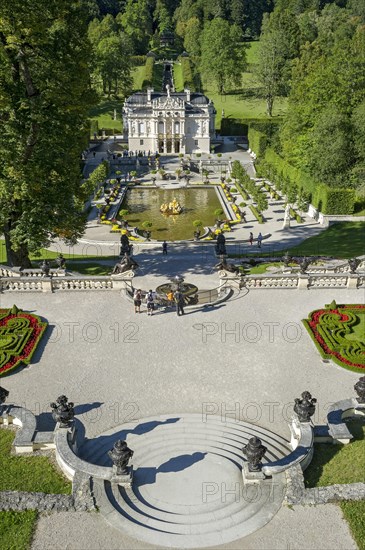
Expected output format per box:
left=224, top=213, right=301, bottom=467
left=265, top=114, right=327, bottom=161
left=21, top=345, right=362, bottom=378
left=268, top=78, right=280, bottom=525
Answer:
left=0, top=305, right=48, bottom=376
left=303, top=301, right=365, bottom=372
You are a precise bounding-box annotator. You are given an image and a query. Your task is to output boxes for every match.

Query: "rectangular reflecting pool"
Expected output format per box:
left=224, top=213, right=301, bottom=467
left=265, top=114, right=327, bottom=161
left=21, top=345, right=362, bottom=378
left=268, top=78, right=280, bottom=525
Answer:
left=118, top=187, right=222, bottom=241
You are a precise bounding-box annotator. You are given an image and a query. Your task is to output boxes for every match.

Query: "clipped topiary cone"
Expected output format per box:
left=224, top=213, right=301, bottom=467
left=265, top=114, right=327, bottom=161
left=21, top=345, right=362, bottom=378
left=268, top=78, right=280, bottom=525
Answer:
left=11, top=304, right=19, bottom=315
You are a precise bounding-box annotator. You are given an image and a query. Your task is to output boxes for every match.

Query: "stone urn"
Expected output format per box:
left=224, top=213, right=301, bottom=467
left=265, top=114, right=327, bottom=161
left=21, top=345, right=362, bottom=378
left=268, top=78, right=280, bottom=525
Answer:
left=242, top=437, right=267, bottom=472
left=294, top=391, right=317, bottom=422
left=50, top=395, right=75, bottom=427
left=354, top=376, right=365, bottom=403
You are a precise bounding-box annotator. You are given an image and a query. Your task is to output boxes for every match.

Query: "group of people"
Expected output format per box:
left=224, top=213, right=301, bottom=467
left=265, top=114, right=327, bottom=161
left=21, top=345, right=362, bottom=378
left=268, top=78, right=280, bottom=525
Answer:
left=133, top=288, right=185, bottom=316
left=249, top=232, right=263, bottom=248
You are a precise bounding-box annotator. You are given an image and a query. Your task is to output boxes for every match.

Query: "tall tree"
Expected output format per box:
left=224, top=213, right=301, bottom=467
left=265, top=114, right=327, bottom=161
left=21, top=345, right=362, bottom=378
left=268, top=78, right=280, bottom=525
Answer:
left=183, top=17, right=202, bottom=61
left=96, top=34, right=132, bottom=95
left=200, top=18, right=246, bottom=94
left=0, top=0, right=95, bottom=266
left=117, top=0, right=153, bottom=54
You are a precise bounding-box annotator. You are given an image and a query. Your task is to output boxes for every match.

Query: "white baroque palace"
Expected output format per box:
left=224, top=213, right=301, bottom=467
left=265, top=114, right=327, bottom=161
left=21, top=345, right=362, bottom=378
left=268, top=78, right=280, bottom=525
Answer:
left=122, top=87, right=216, bottom=154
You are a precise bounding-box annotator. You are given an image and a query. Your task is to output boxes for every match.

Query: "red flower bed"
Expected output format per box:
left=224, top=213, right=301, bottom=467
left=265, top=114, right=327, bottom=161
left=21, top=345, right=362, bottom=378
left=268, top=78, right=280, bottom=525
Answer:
left=304, top=304, right=365, bottom=371
left=0, top=307, right=48, bottom=376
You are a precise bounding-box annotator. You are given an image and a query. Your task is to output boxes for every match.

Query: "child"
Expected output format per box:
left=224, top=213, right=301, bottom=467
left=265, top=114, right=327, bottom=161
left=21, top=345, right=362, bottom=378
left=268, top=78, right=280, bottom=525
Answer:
left=249, top=232, right=253, bottom=246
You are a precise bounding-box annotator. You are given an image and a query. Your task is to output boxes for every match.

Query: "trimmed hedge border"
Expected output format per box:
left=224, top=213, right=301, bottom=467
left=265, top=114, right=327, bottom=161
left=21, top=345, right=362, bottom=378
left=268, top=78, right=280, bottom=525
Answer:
left=249, top=204, right=264, bottom=224
left=302, top=302, right=365, bottom=373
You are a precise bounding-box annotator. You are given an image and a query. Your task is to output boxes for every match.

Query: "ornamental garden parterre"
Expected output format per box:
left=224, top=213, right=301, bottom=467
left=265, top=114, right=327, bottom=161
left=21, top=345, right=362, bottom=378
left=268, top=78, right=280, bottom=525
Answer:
left=0, top=305, right=47, bottom=376
left=303, top=301, right=365, bottom=373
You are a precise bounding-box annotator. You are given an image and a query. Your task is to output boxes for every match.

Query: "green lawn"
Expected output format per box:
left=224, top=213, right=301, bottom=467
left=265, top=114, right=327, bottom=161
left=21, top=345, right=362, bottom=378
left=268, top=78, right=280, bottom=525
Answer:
left=246, top=40, right=260, bottom=66
left=0, top=428, right=72, bottom=550
left=229, top=222, right=365, bottom=260
left=0, top=429, right=71, bottom=493
left=341, top=501, right=365, bottom=550
left=304, top=419, right=365, bottom=550
left=304, top=420, right=365, bottom=488
left=0, top=510, right=37, bottom=550
left=173, top=62, right=184, bottom=92
left=89, top=99, right=122, bottom=134
left=0, top=240, right=116, bottom=274
left=290, top=222, right=365, bottom=258
left=132, top=65, right=146, bottom=91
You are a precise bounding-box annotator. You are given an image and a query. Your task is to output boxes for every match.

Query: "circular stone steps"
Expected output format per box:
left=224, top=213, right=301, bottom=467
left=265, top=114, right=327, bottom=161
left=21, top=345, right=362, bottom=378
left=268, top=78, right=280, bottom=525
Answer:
left=80, top=414, right=290, bottom=548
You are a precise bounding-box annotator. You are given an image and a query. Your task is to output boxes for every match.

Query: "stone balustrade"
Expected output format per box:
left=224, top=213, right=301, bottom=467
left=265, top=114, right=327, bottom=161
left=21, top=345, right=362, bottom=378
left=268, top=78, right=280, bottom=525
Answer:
left=218, top=271, right=363, bottom=290
left=0, top=272, right=134, bottom=292
left=261, top=418, right=314, bottom=477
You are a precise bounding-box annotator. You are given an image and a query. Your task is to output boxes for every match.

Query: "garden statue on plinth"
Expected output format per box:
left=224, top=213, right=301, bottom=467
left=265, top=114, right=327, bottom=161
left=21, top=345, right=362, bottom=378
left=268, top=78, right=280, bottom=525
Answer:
left=354, top=376, right=365, bottom=403
left=294, top=391, right=317, bottom=422
left=55, top=254, right=66, bottom=269
left=120, top=234, right=131, bottom=256
left=108, top=440, right=134, bottom=475
left=242, top=437, right=267, bottom=472
left=299, top=257, right=310, bottom=274
left=41, top=260, right=51, bottom=277
left=112, top=254, right=139, bottom=275
left=214, top=256, right=240, bottom=275
left=282, top=251, right=292, bottom=268
left=215, top=232, right=227, bottom=256
left=348, top=258, right=361, bottom=274
left=282, top=203, right=291, bottom=229
left=0, top=386, right=9, bottom=412
left=50, top=395, right=75, bottom=427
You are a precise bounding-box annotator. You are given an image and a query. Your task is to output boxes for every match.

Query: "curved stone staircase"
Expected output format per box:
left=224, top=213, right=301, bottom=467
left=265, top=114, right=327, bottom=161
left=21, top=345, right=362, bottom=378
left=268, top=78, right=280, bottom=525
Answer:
left=80, top=414, right=290, bottom=548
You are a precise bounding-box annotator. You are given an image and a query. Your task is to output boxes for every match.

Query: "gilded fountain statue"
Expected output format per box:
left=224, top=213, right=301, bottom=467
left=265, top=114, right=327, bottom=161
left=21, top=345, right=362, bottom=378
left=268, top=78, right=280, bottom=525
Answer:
left=160, top=197, right=183, bottom=215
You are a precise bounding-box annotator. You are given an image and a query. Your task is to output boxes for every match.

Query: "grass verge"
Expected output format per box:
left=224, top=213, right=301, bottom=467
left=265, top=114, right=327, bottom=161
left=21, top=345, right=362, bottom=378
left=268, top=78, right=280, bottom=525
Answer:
left=304, top=419, right=365, bottom=550
left=304, top=420, right=365, bottom=488
left=0, top=510, right=37, bottom=550
left=0, top=429, right=71, bottom=493
left=340, top=501, right=365, bottom=550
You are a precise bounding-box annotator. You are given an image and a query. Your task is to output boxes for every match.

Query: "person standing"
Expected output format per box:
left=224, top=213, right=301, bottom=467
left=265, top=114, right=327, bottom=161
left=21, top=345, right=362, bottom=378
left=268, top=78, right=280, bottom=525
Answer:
left=162, top=241, right=168, bottom=255
left=257, top=232, right=263, bottom=248
left=133, top=288, right=142, bottom=314
left=166, top=289, right=174, bottom=308
left=174, top=290, right=185, bottom=316
left=146, top=290, right=155, bottom=316
left=249, top=232, right=253, bottom=246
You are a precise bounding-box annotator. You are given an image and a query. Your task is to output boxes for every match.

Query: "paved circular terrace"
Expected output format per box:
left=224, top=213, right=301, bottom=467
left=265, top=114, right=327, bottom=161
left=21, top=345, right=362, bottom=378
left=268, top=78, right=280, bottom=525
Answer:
left=80, top=414, right=290, bottom=548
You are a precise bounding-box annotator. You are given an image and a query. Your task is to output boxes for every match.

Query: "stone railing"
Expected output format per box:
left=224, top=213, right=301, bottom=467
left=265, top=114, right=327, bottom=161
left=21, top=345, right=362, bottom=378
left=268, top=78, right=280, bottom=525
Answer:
left=0, top=264, right=66, bottom=278
left=218, top=271, right=363, bottom=290
left=0, top=405, right=54, bottom=454
left=261, top=418, right=314, bottom=477
left=0, top=272, right=134, bottom=293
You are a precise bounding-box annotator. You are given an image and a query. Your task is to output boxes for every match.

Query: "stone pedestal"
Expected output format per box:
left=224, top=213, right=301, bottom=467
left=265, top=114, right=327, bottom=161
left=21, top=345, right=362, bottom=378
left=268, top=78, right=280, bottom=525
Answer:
left=242, top=462, right=265, bottom=483
left=282, top=218, right=290, bottom=229
left=42, top=279, right=53, bottom=292
left=297, top=275, right=309, bottom=289
left=347, top=274, right=358, bottom=289
left=111, top=465, right=133, bottom=487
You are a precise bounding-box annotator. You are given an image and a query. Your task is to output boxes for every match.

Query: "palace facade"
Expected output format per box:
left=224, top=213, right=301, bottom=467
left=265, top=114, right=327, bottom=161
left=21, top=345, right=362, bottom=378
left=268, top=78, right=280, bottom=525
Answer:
left=122, top=87, right=216, bottom=154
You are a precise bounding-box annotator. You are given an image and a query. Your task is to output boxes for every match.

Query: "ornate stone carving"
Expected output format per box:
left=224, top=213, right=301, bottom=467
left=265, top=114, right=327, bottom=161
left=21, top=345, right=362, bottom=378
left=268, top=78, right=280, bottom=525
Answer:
left=294, top=391, right=317, bottom=422
left=108, top=440, right=134, bottom=475
left=242, top=437, right=267, bottom=472
left=50, top=395, right=75, bottom=427
left=0, top=386, right=9, bottom=409
left=354, top=376, right=365, bottom=403
left=299, top=257, right=310, bottom=274
left=348, top=258, right=361, bottom=274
